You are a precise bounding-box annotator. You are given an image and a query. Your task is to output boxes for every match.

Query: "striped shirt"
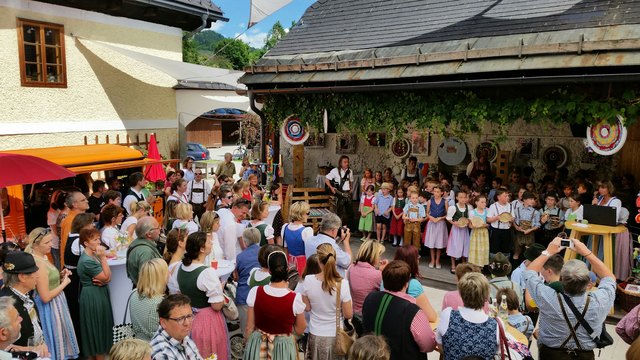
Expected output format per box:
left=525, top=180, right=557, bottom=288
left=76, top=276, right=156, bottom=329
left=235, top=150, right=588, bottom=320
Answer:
left=150, top=327, right=203, bottom=360
left=523, top=270, right=615, bottom=350
left=386, top=290, right=435, bottom=353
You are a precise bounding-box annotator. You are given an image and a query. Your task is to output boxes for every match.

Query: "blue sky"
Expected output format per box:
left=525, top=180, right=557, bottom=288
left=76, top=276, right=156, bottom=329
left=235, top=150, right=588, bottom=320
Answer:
left=208, top=0, right=316, bottom=48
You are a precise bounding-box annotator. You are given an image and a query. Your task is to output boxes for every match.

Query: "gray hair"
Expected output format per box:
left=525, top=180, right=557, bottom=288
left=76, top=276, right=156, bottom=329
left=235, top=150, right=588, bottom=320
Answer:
left=560, top=259, right=591, bottom=296
left=319, top=213, right=342, bottom=232
left=242, top=228, right=261, bottom=246
left=3, top=273, right=19, bottom=288
left=135, top=216, right=157, bottom=239
left=0, top=297, right=16, bottom=330
left=64, top=191, right=79, bottom=209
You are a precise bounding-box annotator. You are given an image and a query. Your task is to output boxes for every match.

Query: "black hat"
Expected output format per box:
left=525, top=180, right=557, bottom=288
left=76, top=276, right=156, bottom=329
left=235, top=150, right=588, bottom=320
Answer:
left=3, top=251, right=39, bottom=274
left=524, top=243, right=546, bottom=262
left=489, top=252, right=512, bottom=277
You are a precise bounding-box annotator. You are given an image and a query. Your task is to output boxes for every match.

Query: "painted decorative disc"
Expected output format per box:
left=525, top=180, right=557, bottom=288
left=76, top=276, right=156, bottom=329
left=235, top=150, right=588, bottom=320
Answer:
left=438, top=137, right=467, bottom=166
left=391, top=138, right=411, bottom=158
left=586, top=115, right=627, bottom=156
left=475, top=141, right=498, bottom=162
left=281, top=116, right=309, bottom=145
left=542, top=145, right=568, bottom=168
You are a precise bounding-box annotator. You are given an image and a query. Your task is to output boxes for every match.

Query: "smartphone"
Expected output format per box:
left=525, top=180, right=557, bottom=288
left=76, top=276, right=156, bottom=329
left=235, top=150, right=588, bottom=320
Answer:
left=560, top=239, right=574, bottom=249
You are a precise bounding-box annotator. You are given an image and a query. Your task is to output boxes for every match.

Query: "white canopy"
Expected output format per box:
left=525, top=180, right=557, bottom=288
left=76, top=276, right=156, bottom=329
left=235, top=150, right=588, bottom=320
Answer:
left=249, top=0, right=294, bottom=27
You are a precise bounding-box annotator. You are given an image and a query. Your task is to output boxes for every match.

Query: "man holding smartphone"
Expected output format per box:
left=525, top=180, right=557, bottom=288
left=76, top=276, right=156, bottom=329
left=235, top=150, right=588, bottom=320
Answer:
left=523, top=236, right=615, bottom=358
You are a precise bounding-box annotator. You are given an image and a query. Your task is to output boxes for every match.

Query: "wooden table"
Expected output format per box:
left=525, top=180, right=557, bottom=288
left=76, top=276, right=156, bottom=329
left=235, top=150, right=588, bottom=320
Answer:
left=563, top=221, right=627, bottom=271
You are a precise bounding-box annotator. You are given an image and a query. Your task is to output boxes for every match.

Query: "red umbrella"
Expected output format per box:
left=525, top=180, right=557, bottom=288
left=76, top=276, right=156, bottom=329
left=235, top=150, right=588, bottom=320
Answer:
left=0, top=152, right=76, bottom=240
left=144, top=133, right=165, bottom=182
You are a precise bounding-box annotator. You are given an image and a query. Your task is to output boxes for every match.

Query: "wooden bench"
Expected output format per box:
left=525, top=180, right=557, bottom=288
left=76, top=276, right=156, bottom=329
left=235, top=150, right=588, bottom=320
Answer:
left=283, top=186, right=333, bottom=232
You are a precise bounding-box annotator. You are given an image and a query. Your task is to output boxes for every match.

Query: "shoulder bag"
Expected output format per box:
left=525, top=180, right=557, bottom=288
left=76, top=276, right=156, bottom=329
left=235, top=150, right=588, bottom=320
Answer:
left=112, top=290, right=136, bottom=344
left=333, top=280, right=355, bottom=356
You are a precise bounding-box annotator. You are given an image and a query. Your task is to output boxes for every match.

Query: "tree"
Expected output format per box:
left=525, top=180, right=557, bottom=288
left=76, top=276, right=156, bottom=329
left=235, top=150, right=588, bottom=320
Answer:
left=182, top=32, right=204, bottom=64
left=214, top=38, right=251, bottom=70
left=264, top=21, right=286, bottom=51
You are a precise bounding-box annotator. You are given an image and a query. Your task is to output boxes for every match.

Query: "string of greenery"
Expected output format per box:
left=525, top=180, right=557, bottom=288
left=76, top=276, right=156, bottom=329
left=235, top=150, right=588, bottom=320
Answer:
left=262, top=88, right=640, bottom=141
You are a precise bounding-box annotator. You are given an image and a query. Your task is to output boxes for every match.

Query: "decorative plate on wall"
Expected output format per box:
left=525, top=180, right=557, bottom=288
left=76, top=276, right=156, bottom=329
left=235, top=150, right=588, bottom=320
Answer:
left=586, top=115, right=627, bottom=156
left=475, top=141, right=499, bottom=162
left=542, top=145, right=568, bottom=168
left=438, top=137, right=467, bottom=166
left=391, top=138, right=411, bottom=158
left=281, top=116, right=309, bottom=145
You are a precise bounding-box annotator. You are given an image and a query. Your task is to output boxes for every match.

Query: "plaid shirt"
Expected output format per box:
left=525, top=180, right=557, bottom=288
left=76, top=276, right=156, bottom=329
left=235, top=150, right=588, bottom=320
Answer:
left=9, top=287, right=43, bottom=346
left=150, top=327, right=203, bottom=360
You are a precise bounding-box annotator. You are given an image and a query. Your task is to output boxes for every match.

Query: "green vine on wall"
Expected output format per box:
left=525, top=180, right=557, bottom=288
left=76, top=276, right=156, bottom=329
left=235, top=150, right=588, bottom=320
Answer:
left=262, top=88, right=640, bottom=141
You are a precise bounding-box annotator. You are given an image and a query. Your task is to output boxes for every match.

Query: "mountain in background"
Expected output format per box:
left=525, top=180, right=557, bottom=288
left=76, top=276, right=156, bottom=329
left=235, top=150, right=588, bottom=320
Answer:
left=183, top=21, right=289, bottom=71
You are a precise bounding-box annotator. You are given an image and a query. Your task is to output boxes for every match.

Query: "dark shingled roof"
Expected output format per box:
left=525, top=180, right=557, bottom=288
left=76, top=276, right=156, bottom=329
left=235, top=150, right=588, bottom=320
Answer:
left=174, top=0, right=223, bottom=14
left=268, top=0, right=640, bottom=57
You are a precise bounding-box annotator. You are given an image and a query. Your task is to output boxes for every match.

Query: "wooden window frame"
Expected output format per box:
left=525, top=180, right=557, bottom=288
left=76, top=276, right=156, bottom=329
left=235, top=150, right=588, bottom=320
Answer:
left=16, top=18, right=67, bottom=88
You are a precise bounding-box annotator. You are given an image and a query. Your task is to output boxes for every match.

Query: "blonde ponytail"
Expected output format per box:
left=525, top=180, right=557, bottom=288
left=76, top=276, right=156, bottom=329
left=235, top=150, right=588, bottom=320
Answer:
left=316, top=243, right=343, bottom=295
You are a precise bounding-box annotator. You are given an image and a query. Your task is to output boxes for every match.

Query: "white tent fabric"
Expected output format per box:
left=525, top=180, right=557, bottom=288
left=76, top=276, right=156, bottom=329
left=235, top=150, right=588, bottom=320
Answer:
left=79, top=38, right=246, bottom=90
left=249, top=0, right=294, bottom=27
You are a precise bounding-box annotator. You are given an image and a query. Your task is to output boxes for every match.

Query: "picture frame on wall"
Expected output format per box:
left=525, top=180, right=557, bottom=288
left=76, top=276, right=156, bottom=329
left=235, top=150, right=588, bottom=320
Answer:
left=336, top=134, right=357, bottom=154
left=304, top=132, right=325, bottom=148
left=367, top=133, right=386, bottom=147
left=517, top=138, right=538, bottom=159
left=411, top=131, right=430, bottom=156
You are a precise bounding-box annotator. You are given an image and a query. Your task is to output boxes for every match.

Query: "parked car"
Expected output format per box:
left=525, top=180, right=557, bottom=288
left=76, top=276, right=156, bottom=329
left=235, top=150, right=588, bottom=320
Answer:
left=186, top=142, right=210, bottom=160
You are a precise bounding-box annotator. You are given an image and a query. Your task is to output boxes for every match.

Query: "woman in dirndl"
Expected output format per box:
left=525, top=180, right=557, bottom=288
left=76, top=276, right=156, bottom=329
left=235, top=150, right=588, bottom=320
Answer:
left=27, top=228, right=80, bottom=360
left=244, top=250, right=306, bottom=360
left=468, top=194, right=490, bottom=266
left=175, top=231, right=229, bottom=359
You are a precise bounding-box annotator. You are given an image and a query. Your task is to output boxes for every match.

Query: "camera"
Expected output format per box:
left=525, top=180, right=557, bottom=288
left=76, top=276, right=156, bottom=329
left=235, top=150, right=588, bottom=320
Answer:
left=560, top=239, right=574, bottom=249
left=337, top=226, right=349, bottom=239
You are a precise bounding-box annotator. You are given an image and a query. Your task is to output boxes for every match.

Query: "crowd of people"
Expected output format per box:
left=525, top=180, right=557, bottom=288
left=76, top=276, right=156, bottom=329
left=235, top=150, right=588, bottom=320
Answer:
left=0, top=151, right=635, bottom=360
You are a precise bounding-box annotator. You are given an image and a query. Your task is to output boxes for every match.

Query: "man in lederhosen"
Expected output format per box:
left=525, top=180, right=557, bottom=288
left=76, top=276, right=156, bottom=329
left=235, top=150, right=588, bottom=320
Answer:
left=324, top=155, right=355, bottom=231
left=186, top=169, right=211, bottom=221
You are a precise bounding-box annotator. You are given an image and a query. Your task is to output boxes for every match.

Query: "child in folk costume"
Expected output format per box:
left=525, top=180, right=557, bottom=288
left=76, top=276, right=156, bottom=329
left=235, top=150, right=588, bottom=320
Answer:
left=390, top=187, right=406, bottom=247
left=539, top=191, right=564, bottom=247
left=403, top=190, right=426, bottom=250
left=374, top=183, right=394, bottom=244
left=424, top=185, right=448, bottom=269
left=446, top=190, right=473, bottom=273
left=358, top=185, right=376, bottom=240
left=559, top=184, right=573, bottom=211
left=513, top=191, right=540, bottom=260
left=487, top=188, right=516, bottom=258
left=468, top=194, right=490, bottom=266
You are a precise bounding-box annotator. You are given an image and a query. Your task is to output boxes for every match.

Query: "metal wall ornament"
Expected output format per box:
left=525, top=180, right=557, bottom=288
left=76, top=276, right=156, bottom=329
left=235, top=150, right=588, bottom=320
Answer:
left=391, top=137, right=411, bottom=158
left=542, top=145, right=568, bottom=168
left=475, top=141, right=499, bottom=162
left=281, top=116, right=309, bottom=145
left=586, top=115, right=628, bottom=156
left=438, top=137, right=467, bottom=166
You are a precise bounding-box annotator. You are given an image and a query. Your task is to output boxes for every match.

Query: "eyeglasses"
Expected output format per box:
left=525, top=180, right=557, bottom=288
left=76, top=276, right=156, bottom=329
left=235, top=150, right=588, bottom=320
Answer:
left=225, top=195, right=234, bottom=199
left=195, top=173, right=203, bottom=176
left=166, top=313, right=194, bottom=325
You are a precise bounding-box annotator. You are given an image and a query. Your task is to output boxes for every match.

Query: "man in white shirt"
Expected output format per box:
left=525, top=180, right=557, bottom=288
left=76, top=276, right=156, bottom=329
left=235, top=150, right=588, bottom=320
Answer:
left=324, top=155, right=355, bottom=230
left=186, top=170, right=211, bottom=221
left=304, top=213, right=352, bottom=276
left=217, top=198, right=251, bottom=262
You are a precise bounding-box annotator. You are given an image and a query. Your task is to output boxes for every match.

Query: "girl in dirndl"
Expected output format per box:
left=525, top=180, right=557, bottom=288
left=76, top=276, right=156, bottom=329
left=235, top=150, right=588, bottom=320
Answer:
left=358, top=185, right=375, bottom=240
left=425, top=185, right=448, bottom=269
left=468, top=194, right=490, bottom=266
left=390, top=187, right=406, bottom=247
left=446, top=190, right=473, bottom=273
left=244, top=250, right=306, bottom=360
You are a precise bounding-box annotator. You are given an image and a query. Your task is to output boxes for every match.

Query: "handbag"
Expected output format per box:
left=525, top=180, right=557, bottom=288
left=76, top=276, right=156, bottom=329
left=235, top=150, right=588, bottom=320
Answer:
left=112, top=290, right=136, bottom=344
left=496, top=319, right=513, bottom=360
left=616, top=303, right=640, bottom=344
left=558, top=293, right=614, bottom=349
left=222, top=282, right=239, bottom=320
left=333, top=280, right=355, bottom=356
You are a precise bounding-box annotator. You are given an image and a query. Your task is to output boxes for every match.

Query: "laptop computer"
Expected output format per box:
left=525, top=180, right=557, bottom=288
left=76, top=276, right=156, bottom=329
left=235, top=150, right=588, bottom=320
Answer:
left=582, top=204, right=618, bottom=227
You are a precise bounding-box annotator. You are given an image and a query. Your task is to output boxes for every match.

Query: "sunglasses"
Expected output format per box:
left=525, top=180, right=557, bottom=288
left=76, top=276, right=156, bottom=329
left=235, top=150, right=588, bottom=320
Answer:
left=195, top=173, right=203, bottom=176
left=225, top=195, right=234, bottom=199
left=33, top=229, right=50, bottom=243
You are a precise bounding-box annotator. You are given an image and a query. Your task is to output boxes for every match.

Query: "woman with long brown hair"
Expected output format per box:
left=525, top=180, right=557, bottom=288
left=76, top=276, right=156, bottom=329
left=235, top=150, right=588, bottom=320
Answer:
left=302, top=243, right=353, bottom=360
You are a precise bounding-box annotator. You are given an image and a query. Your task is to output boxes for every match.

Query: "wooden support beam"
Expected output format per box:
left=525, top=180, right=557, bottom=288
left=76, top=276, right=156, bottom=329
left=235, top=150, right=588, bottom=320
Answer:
left=293, top=145, right=304, bottom=187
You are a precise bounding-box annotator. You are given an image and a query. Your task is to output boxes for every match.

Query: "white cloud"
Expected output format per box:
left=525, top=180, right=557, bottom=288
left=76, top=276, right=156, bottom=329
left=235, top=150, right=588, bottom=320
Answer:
left=239, top=23, right=246, bottom=28
left=235, top=30, right=268, bottom=48
left=207, top=21, right=224, bottom=32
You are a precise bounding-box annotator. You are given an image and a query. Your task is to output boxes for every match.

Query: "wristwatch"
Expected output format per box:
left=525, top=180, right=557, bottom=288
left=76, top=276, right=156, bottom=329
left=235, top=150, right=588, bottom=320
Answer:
left=541, top=250, right=551, bottom=257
